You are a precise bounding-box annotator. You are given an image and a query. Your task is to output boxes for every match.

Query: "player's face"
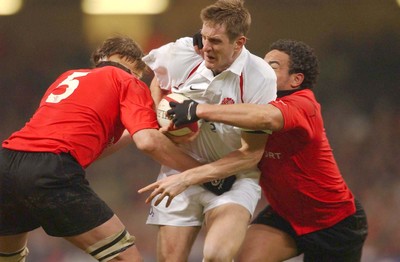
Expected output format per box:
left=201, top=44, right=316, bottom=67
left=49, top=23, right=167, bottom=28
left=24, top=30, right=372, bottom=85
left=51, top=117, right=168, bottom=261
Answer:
left=200, top=23, right=243, bottom=75
left=265, top=50, right=297, bottom=91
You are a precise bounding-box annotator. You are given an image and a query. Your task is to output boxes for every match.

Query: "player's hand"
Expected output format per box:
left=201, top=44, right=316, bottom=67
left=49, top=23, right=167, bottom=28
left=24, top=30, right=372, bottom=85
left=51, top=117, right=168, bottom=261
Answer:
left=138, top=174, right=190, bottom=207
left=167, top=100, right=199, bottom=126
left=158, top=125, right=171, bottom=134
left=192, top=31, right=203, bottom=57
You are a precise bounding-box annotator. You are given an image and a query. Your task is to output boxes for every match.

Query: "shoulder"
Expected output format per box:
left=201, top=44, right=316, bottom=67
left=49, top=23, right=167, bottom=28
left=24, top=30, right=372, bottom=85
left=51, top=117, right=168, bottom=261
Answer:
left=244, top=51, right=276, bottom=82
left=278, top=89, right=320, bottom=115
left=143, top=37, right=203, bottom=89
left=173, top=37, right=195, bottom=48
left=143, top=37, right=199, bottom=64
left=284, top=89, right=317, bottom=103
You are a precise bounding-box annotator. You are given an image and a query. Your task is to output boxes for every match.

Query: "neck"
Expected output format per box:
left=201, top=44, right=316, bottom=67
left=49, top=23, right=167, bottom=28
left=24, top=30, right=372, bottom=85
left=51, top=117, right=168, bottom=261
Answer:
left=277, top=88, right=305, bottom=98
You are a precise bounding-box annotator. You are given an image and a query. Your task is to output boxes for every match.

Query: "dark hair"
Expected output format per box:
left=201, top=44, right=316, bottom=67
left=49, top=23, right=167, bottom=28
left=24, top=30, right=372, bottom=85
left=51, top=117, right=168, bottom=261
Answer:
left=200, top=0, right=251, bottom=42
left=91, top=35, right=146, bottom=72
left=270, top=39, right=319, bottom=89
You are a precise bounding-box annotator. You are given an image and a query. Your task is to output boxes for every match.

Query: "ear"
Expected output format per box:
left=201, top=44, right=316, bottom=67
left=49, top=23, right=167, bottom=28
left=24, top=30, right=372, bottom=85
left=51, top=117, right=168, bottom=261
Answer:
left=234, top=36, right=246, bottom=51
left=290, top=73, right=304, bottom=89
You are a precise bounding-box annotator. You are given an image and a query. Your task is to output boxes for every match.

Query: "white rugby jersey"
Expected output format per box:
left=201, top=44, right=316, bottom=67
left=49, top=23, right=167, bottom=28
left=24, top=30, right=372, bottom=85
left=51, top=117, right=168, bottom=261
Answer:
left=143, top=37, right=277, bottom=180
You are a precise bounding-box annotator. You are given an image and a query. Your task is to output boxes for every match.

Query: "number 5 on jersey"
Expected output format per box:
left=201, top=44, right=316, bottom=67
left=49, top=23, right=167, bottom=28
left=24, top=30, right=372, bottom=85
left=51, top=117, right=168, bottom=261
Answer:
left=46, top=72, right=90, bottom=103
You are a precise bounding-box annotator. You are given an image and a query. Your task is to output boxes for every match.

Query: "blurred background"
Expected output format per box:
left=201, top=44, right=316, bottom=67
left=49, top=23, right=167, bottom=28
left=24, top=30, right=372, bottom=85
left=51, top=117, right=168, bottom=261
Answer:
left=0, top=0, right=399, bottom=261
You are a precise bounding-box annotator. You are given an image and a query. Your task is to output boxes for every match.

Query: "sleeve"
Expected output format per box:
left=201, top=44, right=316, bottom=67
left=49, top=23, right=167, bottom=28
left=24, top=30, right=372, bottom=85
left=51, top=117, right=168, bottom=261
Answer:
left=142, top=37, right=203, bottom=90
left=119, top=78, right=159, bottom=135
left=270, top=95, right=315, bottom=140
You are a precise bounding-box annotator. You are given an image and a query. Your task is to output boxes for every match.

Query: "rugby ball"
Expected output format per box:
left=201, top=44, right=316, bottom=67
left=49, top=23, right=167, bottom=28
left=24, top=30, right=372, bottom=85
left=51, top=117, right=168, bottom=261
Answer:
left=157, top=93, right=201, bottom=136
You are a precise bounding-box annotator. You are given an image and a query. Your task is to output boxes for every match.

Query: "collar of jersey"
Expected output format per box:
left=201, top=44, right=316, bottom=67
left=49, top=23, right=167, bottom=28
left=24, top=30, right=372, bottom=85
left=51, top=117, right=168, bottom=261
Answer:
left=277, top=87, right=308, bottom=98
left=95, top=61, right=132, bottom=75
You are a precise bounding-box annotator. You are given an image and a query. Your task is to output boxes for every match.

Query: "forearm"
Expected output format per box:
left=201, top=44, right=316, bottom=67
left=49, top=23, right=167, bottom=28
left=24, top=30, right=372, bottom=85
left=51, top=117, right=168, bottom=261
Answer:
left=97, top=130, right=131, bottom=160
left=180, top=144, right=264, bottom=186
left=196, top=103, right=282, bottom=131
left=151, top=139, right=201, bottom=172
left=133, top=129, right=201, bottom=172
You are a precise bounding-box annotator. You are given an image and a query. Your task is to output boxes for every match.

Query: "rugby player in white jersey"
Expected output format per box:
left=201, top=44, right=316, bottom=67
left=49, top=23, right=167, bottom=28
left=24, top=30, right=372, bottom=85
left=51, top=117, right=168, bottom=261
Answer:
left=139, top=1, right=277, bottom=261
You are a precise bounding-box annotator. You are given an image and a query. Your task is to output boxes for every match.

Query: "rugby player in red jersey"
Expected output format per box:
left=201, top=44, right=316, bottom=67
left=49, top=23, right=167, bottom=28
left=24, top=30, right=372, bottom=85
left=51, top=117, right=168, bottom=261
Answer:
left=0, top=36, right=200, bottom=262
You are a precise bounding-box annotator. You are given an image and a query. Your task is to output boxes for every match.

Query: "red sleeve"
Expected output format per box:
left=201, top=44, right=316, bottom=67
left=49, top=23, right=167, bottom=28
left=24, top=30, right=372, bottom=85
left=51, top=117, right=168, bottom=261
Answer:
left=270, top=92, right=318, bottom=141
left=119, top=78, right=159, bottom=136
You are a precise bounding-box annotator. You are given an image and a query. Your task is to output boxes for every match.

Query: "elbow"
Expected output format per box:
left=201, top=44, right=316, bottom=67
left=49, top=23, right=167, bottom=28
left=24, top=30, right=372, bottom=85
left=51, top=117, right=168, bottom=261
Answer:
left=251, top=149, right=265, bottom=165
left=136, top=139, right=158, bottom=154
left=133, top=129, right=161, bottom=154
left=242, top=147, right=265, bottom=169
left=261, top=105, right=284, bottom=131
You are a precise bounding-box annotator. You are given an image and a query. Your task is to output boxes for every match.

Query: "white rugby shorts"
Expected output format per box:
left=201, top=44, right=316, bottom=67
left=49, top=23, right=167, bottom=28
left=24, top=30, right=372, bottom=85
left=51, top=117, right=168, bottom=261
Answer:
left=146, top=177, right=261, bottom=226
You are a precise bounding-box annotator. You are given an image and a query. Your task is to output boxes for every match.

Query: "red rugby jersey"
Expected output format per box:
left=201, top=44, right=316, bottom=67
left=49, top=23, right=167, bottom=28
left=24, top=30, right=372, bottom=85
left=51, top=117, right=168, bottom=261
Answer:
left=3, top=66, right=158, bottom=168
left=258, top=89, right=355, bottom=235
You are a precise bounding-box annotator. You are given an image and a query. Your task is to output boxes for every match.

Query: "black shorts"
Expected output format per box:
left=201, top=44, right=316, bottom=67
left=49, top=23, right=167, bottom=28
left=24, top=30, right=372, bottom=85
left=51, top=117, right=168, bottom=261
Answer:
left=252, top=200, right=368, bottom=262
left=0, top=148, right=114, bottom=237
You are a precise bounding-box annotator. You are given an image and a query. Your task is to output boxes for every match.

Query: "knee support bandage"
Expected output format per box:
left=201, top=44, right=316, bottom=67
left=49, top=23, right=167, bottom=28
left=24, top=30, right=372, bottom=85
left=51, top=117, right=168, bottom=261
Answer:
left=0, top=247, right=29, bottom=262
left=85, top=229, right=135, bottom=262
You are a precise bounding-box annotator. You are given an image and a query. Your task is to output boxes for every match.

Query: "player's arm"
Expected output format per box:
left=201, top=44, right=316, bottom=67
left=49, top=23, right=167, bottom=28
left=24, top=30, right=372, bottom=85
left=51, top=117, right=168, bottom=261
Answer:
left=132, top=128, right=201, bottom=172
left=198, top=103, right=283, bottom=131
left=181, top=131, right=267, bottom=184
left=138, top=131, right=267, bottom=207
left=169, top=100, right=284, bottom=132
left=97, top=129, right=132, bottom=160
left=149, top=76, right=170, bottom=106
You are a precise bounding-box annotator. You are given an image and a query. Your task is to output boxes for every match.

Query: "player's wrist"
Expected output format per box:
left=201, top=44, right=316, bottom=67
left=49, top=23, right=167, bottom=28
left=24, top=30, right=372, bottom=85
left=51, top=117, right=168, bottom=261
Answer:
left=196, top=104, right=211, bottom=120
left=195, top=104, right=204, bottom=119
left=181, top=172, right=192, bottom=188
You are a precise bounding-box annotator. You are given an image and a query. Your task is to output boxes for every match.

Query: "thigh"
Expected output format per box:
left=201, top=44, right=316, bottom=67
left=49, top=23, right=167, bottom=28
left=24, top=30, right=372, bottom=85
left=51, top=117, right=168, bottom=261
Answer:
left=202, top=177, right=261, bottom=217
left=157, top=225, right=200, bottom=262
left=237, top=224, right=298, bottom=262
left=147, top=188, right=204, bottom=227
left=15, top=152, right=114, bottom=237
left=203, top=203, right=250, bottom=260
left=0, top=149, right=41, bottom=234
left=236, top=205, right=299, bottom=262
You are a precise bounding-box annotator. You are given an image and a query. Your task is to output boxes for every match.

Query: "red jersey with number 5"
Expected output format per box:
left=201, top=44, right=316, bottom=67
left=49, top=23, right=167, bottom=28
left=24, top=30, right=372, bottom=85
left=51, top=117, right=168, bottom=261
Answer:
left=3, top=66, right=158, bottom=168
left=258, top=89, right=355, bottom=235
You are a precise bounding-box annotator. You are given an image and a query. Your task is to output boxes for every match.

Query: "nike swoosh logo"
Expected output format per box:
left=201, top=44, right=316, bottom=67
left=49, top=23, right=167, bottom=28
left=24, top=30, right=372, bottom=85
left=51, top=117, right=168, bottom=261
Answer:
left=189, top=85, right=202, bottom=91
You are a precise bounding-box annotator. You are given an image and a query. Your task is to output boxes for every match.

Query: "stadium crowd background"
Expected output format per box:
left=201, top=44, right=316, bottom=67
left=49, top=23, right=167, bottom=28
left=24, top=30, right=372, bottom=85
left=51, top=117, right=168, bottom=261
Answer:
left=0, top=0, right=399, bottom=261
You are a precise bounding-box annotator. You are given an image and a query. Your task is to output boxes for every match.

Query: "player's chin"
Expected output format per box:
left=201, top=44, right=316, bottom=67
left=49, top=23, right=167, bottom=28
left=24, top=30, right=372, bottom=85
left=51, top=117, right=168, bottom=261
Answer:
left=204, top=57, right=216, bottom=69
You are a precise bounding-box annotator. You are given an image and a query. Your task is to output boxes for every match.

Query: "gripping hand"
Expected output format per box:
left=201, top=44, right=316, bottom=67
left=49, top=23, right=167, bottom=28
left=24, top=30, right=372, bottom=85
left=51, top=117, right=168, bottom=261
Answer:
left=168, top=100, right=199, bottom=126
